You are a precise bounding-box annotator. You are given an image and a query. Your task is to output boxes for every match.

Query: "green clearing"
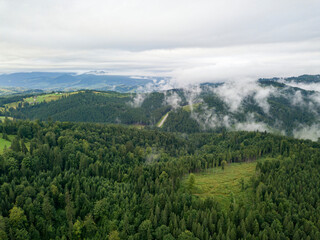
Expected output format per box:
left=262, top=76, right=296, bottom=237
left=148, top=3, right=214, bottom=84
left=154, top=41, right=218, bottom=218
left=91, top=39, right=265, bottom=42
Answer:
left=94, top=91, right=131, bottom=98
left=3, top=92, right=80, bottom=109
left=24, top=92, right=79, bottom=104
left=182, top=103, right=201, bottom=112
left=0, top=134, right=30, bottom=152
left=0, top=134, right=14, bottom=152
left=156, top=111, right=170, bottom=127
left=183, top=159, right=270, bottom=210
left=0, top=116, right=14, bottom=121
left=129, top=124, right=145, bottom=129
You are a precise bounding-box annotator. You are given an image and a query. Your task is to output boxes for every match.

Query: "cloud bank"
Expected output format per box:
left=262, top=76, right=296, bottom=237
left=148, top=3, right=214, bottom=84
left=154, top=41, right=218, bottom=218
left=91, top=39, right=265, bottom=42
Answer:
left=0, top=0, right=320, bottom=84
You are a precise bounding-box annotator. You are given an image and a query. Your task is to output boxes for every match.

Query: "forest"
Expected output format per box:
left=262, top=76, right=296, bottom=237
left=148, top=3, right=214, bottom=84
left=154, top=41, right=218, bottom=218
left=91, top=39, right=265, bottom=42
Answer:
left=5, top=91, right=170, bottom=126
left=3, top=84, right=320, bottom=137
left=0, top=119, right=320, bottom=239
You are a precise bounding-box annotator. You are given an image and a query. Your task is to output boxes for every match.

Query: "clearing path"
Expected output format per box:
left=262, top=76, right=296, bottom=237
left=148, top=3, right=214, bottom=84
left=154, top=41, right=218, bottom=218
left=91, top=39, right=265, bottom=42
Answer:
left=157, top=112, right=170, bottom=128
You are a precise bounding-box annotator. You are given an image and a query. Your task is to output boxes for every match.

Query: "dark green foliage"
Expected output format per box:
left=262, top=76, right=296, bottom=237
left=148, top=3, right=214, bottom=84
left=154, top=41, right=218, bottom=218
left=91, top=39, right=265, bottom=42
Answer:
left=8, top=91, right=170, bottom=126
left=3, top=86, right=320, bottom=136
left=163, top=109, right=201, bottom=133
left=0, top=119, right=320, bottom=239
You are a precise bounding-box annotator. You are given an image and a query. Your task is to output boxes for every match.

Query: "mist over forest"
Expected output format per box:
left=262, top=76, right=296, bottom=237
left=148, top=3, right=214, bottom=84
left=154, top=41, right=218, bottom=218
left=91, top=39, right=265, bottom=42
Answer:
left=1, top=1, right=320, bottom=239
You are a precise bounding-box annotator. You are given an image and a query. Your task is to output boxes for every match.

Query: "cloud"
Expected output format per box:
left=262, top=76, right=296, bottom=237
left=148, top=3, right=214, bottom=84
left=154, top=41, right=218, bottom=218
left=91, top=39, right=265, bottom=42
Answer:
left=283, top=82, right=320, bottom=92
left=164, top=92, right=181, bottom=109
left=129, top=93, right=146, bottom=108
left=234, top=122, right=269, bottom=132
left=293, top=124, right=320, bottom=141
left=2, top=0, right=320, bottom=142
left=234, top=113, right=269, bottom=132
left=0, top=0, right=319, bottom=79
left=211, top=80, right=275, bottom=113
left=2, top=0, right=319, bottom=50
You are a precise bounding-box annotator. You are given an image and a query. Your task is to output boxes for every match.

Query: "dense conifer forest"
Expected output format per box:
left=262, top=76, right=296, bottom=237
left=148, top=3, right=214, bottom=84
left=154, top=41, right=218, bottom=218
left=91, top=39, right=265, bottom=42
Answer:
left=0, top=119, right=320, bottom=239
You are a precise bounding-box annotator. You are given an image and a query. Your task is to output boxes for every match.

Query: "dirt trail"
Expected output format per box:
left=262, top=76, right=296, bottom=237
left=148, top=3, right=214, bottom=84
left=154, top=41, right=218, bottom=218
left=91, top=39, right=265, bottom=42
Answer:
left=157, top=112, right=169, bottom=127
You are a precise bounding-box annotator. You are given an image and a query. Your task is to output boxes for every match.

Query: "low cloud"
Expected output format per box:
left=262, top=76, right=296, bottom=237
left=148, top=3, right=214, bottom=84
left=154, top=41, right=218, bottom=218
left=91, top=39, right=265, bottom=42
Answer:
left=164, top=92, right=182, bottom=109
left=234, top=114, right=269, bottom=132
left=293, top=124, right=320, bottom=141
left=129, top=93, right=146, bottom=108
left=282, top=82, right=320, bottom=93
left=212, top=80, right=274, bottom=113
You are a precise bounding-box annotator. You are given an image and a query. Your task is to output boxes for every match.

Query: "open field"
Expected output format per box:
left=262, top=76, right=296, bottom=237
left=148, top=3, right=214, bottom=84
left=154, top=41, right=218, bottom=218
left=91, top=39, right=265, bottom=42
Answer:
left=129, top=124, right=145, bottom=129
left=0, top=134, right=30, bottom=152
left=182, top=103, right=201, bottom=112
left=3, top=91, right=80, bottom=109
left=0, top=116, right=14, bottom=121
left=93, top=91, right=131, bottom=98
left=0, top=134, right=15, bottom=152
left=183, top=159, right=271, bottom=209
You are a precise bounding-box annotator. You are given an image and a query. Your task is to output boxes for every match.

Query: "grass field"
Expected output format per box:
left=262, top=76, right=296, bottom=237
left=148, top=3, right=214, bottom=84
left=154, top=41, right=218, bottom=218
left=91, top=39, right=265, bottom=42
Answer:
left=183, top=159, right=270, bottom=210
left=94, top=91, right=131, bottom=98
left=24, top=92, right=80, bottom=104
left=0, top=116, right=14, bottom=121
left=3, top=92, right=80, bottom=110
left=0, top=134, right=14, bottom=152
left=129, top=124, right=145, bottom=129
left=1, top=91, right=129, bottom=112
left=182, top=103, right=201, bottom=112
left=0, top=134, right=30, bottom=152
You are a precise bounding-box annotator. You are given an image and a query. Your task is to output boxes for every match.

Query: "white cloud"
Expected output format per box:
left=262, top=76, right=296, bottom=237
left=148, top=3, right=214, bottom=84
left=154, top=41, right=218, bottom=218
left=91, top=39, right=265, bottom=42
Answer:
left=129, top=93, right=146, bottom=108
left=211, top=80, right=275, bottom=113
left=293, top=124, right=320, bottom=141
left=234, top=121, right=269, bottom=132
left=0, top=0, right=319, bottom=81
left=283, top=82, right=320, bottom=92
left=164, top=92, right=181, bottom=109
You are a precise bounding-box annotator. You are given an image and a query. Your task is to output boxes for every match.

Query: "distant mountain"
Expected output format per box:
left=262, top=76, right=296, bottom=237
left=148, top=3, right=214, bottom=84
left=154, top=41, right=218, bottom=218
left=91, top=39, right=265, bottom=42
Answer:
left=0, top=87, right=44, bottom=96
left=259, top=74, right=320, bottom=92
left=2, top=78, right=320, bottom=140
left=0, top=72, right=158, bottom=92
left=259, top=74, right=320, bottom=84
left=1, top=73, right=320, bottom=140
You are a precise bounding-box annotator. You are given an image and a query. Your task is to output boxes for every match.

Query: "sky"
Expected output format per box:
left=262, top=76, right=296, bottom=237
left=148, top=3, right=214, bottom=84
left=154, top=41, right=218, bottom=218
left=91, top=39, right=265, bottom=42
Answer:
left=1, top=0, right=320, bottom=84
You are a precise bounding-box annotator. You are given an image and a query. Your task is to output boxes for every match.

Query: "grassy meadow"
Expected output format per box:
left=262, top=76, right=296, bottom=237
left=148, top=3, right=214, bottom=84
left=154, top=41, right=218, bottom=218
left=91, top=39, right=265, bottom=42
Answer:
left=183, top=159, right=271, bottom=210
left=0, top=133, right=14, bottom=152
left=3, top=92, right=80, bottom=110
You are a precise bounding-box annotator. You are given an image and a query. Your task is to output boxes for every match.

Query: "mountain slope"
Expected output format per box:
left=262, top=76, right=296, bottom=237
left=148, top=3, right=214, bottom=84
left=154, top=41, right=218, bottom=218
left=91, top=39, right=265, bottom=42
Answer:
left=1, top=74, right=320, bottom=140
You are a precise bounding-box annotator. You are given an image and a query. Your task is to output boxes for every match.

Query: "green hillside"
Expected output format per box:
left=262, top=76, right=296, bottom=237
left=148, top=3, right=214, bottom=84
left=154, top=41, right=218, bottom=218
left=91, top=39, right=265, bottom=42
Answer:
left=1, top=83, right=320, bottom=140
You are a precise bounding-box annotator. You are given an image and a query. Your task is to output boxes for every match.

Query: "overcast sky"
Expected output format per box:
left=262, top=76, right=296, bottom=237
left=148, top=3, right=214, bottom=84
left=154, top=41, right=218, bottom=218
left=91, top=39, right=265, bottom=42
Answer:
left=0, top=0, right=320, bottom=83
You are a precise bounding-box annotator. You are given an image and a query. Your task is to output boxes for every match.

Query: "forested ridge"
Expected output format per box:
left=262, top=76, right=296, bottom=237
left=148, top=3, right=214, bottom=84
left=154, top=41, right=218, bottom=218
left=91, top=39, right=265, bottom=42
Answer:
left=0, top=119, right=320, bottom=239
left=6, top=91, right=170, bottom=126
left=3, top=85, right=320, bottom=137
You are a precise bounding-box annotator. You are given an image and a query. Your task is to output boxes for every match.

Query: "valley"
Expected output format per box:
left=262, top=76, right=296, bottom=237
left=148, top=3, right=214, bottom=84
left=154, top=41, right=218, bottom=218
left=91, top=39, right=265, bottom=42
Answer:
left=2, top=1, right=320, bottom=239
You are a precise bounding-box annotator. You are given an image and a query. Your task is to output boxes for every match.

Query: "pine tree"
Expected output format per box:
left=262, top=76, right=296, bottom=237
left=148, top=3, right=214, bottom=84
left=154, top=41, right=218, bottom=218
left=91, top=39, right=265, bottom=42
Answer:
left=11, top=137, right=21, bottom=152
left=188, top=174, right=196, bottom=190
left=21, top=139, right=28, bottom=154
